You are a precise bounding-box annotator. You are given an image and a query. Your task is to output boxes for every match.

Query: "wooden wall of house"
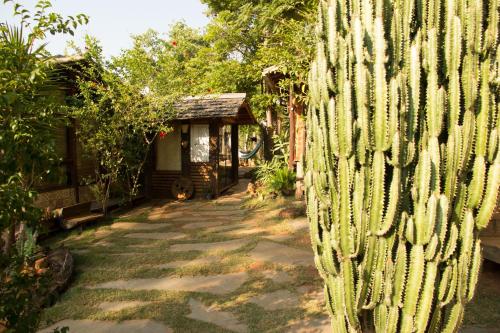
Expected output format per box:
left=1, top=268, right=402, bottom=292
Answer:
left=151, top=170, right=182, bottom=198
left=151, top=121, right=219, bottom=199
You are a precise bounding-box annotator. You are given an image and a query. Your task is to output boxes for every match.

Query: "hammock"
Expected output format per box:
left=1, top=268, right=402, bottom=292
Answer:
left=239, top=139, right=263, bottom=160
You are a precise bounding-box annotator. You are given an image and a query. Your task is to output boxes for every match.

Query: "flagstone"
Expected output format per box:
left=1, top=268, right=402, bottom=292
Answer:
left=263, top=234, right=294, bottom=242
left=109, top=252, right=142, bottom=257
left=286, top=317, right=332, bottom=332
left=38, top=320, right=173, bottom=333
left=297, top=285, right=325, bottom=306
left=124, top=232, right=187, bottom=240
left=169, top=239, right=248, bottom=253
left=224, top=227, right=267, bottom=237
left=261, top=270, right=294, bottom=283
left=156, top=256, right=222, bottom=269
left=183, top=221, right=224, bottom=229
left=94, top=229, right=114, bottom=238
left=127, top=243, right=155, bottom=249
left=98, top=301, right=150, bottom=312
left=286, top=218, right=309, bottom=232
left=201, top=205, right=247, bottom=211
left=88, top=272, right=248, bottom=295
left=110, top=222, right=171, bottom=230
left=215, top=197, right=243, bottom=204
left=204, top=224, right=243, bottom=233
left=201, top=210, right=246, bottom=217
left=151, top=211, right=185, bottom=219
left=118, top=206, right=151, bottom=218
left=248, top=290, right=299, bottom=310
left=92, top=240, right=113, bottom=247
left=249, top=241, right=314, bottom=266
left=170, top=217, right=218, bottom=223
left=187, top=299, right=248, bottom=333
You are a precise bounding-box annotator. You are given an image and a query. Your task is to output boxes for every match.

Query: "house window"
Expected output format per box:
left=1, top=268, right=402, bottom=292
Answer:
left=36, top=125, right=74, bottom=191
left=190, top=124, right=210, bottom=162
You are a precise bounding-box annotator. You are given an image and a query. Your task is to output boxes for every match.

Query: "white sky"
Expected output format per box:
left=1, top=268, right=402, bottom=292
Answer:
left=0, top=0, right=209, bottom=57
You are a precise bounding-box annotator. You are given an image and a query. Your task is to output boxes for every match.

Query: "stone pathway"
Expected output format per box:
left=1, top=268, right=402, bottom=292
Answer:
left=124, top=232, right=187, bottom=240
left=98, top=301, right=151, bottom=312
left=110, top=222, right=171, bottom=230
left=88, top=272, right=248, bottom=295
left=39, top=320, right=173, bottom=333
left=187, top=299, right=248, bottom=333
left=249, top=241, right=315, bottom=266
left=39, top=179, right=331, bottom=333
left=156, top=255, right=222, bottom=269
left=169, top=239, right=249, bottom=253
left=248, top=290, right=299, bottom=310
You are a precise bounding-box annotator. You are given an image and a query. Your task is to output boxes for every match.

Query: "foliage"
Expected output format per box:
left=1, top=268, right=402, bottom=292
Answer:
left=202, top=0, right=318, bottom=112
left=0, top=256, right=45, bottom=332
left=268, top=167, right=296, bottom=195
left=114, top=22, right=250, bottom=99
left=255, top=157, right=287, bottom=185
left=71, top=36, right=171, bottom=213
left=306, top=0, right=499, bottom=332
left=0, top=1, right=87, bottom=331
left=254, top=130, right=295, bottom=196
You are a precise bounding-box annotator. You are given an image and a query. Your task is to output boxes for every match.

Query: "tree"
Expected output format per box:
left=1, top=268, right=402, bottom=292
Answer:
left=306, top=0, right=499, bottom=332
left=71, top=37, right=171, bottom=214
left=0, top=1, right=87, bottom=330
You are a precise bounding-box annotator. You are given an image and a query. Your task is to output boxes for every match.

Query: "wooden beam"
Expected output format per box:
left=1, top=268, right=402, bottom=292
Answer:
left=231, top=124, right=239, bottom=182
left=288, top=87, right=296, bottom=170
left=209, top=122, right=220, bottom=197
left=69, top=119, right=79, bottom=203
left=180, top=122, right=191, bottom=178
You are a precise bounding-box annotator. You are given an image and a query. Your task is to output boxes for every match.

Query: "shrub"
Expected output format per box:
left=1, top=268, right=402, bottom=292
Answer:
left=268, top=167, right=296, bottom=196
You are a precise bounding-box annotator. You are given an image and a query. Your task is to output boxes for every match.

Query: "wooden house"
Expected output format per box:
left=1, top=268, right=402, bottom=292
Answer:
left=35, top=55, right=96, bottom=211
left=150, top=93, right=256, bottom=199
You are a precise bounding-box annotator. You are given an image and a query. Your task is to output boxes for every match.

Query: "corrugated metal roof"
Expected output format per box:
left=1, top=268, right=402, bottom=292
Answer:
left=174, top=93, right=254, bottom=123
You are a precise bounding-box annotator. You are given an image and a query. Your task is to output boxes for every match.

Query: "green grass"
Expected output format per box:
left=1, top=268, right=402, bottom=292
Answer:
left=39, top=195, right=328, bottom=332
left=41, top=194, right=500, bottom=332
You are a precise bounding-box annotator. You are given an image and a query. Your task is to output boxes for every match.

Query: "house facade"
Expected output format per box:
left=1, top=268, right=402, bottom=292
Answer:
left=149, top=93, right=256, bottom=199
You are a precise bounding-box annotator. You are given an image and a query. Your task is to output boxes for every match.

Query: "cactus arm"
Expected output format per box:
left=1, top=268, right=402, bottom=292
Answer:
left=377, top=166, right=400, bottom=236
left=415, top=261, right=438, bottom=333
left=467, top=239, right=482, bottom=302
left=307, top=1, right=500, bottom=332
left=373, top=17, right=389, bottom=151
left=440, top=259, right=458, bottom=307
left=442, top=223, right=459, bottom=261
left=476, top=158, right=500, bottom=229
left=442, top=302, right=464, bottom=333
left=400, top=245, right=425, bottom=333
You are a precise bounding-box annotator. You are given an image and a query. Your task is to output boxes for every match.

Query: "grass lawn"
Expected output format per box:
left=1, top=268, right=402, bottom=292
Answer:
left=39, top=192, right=500, bottom=332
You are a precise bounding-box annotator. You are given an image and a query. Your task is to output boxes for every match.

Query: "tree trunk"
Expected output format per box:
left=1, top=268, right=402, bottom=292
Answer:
left=3, top=223, right=16, bottom=255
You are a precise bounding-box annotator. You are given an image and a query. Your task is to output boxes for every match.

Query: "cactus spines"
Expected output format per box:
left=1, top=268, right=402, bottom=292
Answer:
left=307, top=0, right=499, bottom=331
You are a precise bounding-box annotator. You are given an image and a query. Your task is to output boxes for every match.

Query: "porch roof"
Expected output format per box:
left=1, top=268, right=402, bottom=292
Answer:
left=173, top=93, right=256, bottom=125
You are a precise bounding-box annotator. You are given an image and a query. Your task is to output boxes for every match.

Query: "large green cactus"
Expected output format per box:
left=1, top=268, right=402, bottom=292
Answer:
left=306, top=0, right=499, bottom=332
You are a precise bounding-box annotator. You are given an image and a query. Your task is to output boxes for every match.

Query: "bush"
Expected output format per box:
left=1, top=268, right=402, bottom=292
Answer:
left=268, top=167, right=296, bottom=196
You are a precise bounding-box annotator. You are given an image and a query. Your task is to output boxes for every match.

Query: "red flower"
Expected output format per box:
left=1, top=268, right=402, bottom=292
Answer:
left=171, top=40, right=177, bottom=47
left=159, top=131, right=166, bottom=139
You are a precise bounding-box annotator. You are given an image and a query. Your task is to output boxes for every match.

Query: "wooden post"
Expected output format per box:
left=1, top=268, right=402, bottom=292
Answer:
left=231, top=124, right=239, bottom=183
left=295, top=103, right=306, bottom=200
left=288, top=87, right=296, bottom=170
left=69, top=119, right=79, bottom=203
left=180, top=122, right=191, bottom=178
left=209, top=122, right=219, bottom=197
